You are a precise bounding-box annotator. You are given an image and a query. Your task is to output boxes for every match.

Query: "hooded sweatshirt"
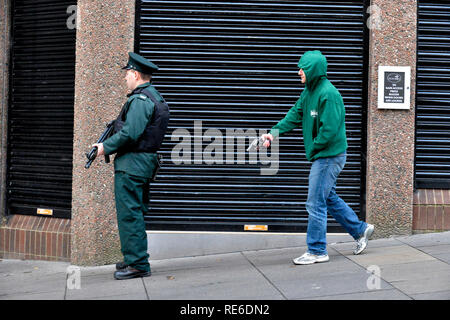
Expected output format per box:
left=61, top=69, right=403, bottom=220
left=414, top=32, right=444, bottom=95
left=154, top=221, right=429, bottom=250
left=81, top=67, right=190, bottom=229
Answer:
left=270, top=50, right=348, bottom=161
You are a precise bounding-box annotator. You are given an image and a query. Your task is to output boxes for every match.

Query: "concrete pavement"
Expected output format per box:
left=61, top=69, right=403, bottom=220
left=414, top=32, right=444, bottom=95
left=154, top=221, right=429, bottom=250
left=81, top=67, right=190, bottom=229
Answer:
left=0, top=231, right=449, bottom=300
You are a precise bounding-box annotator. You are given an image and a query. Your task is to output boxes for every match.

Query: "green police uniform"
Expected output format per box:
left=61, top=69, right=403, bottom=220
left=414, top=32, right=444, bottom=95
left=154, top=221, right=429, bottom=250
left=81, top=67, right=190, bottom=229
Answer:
left=102, top=53, right=162, bottom=273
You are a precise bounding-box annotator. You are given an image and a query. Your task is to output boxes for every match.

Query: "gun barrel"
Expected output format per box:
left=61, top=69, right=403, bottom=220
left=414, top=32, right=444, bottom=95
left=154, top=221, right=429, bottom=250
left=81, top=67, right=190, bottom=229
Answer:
left=246, top=139, right=258, bottom=152
left=84, top=121, right=114, bottom=169
left=85, top=160, right=93, bottom=169
left=86, top=147, right=98, bottom=161
left=246, top=137, right=267, bottom=152
left=84, top=120, right=114, bottom=169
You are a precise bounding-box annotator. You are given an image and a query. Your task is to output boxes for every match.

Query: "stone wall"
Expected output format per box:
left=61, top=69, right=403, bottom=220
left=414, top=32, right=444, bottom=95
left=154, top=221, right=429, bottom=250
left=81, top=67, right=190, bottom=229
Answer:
left=365, top=0, right=417, bottom=237
left=70, top=0, right=136, bottom=265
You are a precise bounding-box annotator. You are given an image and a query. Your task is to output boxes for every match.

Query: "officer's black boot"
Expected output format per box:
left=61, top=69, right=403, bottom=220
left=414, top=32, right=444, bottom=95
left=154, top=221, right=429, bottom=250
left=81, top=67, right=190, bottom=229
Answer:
left=115, top=261, right=128, bottom=270
left=114, top=266, right=151, bottom=280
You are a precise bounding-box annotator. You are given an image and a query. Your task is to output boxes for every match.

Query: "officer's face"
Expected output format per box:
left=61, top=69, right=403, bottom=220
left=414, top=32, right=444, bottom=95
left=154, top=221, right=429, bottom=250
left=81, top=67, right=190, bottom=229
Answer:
left=125, top=69, right=138, bottom=90
left=298, top=69, right=306, bottom=84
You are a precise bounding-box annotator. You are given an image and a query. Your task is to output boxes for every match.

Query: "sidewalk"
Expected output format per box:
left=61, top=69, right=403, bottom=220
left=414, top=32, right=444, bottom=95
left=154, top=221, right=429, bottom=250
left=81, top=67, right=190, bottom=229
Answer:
left=0, top=231, right=449, bottom=300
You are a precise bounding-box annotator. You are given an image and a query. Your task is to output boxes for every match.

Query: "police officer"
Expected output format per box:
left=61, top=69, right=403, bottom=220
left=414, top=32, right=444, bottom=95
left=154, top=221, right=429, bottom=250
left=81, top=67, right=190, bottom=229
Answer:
left=93, top=52, right=170, bottom=280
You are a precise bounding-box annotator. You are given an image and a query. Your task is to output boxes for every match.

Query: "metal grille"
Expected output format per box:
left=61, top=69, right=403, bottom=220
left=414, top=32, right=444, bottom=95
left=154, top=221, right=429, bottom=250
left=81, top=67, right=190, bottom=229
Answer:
left=6, top=0, right=76, bottom=218
left=416, top=1, right=450, bottom=188
left=137, top=0, right=368, bottom=232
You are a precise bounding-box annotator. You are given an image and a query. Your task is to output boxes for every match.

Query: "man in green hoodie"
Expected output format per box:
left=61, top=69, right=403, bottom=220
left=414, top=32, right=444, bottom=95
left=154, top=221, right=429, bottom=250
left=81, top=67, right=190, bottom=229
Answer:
left=262, top=50, right=374, bottom=265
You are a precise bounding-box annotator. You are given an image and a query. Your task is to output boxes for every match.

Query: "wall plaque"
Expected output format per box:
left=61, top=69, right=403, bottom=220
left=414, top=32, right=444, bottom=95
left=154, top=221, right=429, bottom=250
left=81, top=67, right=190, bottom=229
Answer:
left=378, top=66, right=411, bottom=109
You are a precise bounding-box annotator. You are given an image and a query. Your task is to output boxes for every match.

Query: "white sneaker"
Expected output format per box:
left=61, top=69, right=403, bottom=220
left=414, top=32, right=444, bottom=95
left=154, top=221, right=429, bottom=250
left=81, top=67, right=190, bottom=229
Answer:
left=293, top=252, right=329, bottom=265
left=354, top=224, right=374, bottom=255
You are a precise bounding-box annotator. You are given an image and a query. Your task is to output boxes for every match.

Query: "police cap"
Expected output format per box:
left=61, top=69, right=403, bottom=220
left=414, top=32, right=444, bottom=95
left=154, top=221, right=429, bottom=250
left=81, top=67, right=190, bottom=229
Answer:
left=122, top=52, right=159, bottom=74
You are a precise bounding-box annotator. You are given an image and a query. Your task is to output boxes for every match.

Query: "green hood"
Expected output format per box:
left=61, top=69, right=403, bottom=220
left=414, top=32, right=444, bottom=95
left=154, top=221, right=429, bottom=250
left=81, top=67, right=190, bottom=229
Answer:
left=271, top=50, right=347, bottom=161
left=297, top=50, right=328, bottom=90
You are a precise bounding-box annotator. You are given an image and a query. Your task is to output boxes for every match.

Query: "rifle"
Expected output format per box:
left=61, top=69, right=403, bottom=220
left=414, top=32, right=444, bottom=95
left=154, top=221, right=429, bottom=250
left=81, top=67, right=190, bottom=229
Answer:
left=85, top=121, right=115, bottom=169
left=246, top=136, right=267, bottom=152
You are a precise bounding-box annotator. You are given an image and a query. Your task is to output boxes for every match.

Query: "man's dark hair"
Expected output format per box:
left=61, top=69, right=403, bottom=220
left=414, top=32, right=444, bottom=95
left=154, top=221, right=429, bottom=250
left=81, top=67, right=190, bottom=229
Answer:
left=139, top=72, right=152, bottom=81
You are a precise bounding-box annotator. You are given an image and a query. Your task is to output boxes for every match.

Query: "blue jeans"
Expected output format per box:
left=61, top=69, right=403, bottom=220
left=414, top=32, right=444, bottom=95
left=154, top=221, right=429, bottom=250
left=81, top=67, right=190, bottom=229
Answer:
left=306, top=152, right=366, bottom=255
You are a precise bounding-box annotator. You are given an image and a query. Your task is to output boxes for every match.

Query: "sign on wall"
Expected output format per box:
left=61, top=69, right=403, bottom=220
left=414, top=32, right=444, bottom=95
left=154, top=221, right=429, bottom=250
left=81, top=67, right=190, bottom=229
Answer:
left=378, top=66, right=411, bottom=109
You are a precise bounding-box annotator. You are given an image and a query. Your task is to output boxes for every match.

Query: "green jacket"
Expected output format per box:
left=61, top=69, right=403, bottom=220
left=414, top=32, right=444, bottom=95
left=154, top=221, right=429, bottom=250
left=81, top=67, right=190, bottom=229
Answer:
left=103, top=82, right=161, bottom=178
left=270, top=50, right=348, bottom=161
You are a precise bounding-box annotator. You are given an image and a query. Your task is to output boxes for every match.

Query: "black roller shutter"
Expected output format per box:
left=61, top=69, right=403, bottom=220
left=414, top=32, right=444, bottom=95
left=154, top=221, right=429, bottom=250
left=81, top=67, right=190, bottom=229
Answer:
left=137, top=0, right=368, bottom=232
left=416, top=1, right=450, bottom=189
left=6, top=1, right=76, bottom=219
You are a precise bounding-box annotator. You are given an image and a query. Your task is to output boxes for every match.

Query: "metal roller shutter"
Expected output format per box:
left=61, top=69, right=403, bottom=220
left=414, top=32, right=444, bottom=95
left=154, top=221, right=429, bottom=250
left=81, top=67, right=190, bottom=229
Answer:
left=6, top=0, right=76, bottom=219
left=416, top=1, right=450, bottom=189
left=137, top=0, right=368, bottom=232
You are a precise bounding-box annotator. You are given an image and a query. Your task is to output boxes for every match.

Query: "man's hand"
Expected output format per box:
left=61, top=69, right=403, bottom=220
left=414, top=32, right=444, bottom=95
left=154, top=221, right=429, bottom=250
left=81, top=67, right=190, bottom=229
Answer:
left=261, top=133, right=274, bottom=148
left=92, top=143, right=105, bottom=156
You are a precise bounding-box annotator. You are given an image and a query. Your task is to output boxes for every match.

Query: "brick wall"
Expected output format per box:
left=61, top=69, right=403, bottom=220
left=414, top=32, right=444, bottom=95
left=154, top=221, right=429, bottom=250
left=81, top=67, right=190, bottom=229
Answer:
left=0, top=215, right=71, bottom=261
left=413, top=189, right=450, bottom=232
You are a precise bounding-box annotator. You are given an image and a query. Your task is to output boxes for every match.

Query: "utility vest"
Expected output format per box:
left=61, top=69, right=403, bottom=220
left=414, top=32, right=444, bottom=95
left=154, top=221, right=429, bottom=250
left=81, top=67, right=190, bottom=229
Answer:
left=113, top=86, right=170, bottom=153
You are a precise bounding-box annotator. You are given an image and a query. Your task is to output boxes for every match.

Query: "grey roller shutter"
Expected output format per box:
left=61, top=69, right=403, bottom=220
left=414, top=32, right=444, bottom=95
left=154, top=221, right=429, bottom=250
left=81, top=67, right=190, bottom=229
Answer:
left=6, top=0, right=76, bottom=218
left=416, top=1, right=450, bottom=188
left=137, top=0, right=368, bottom=232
